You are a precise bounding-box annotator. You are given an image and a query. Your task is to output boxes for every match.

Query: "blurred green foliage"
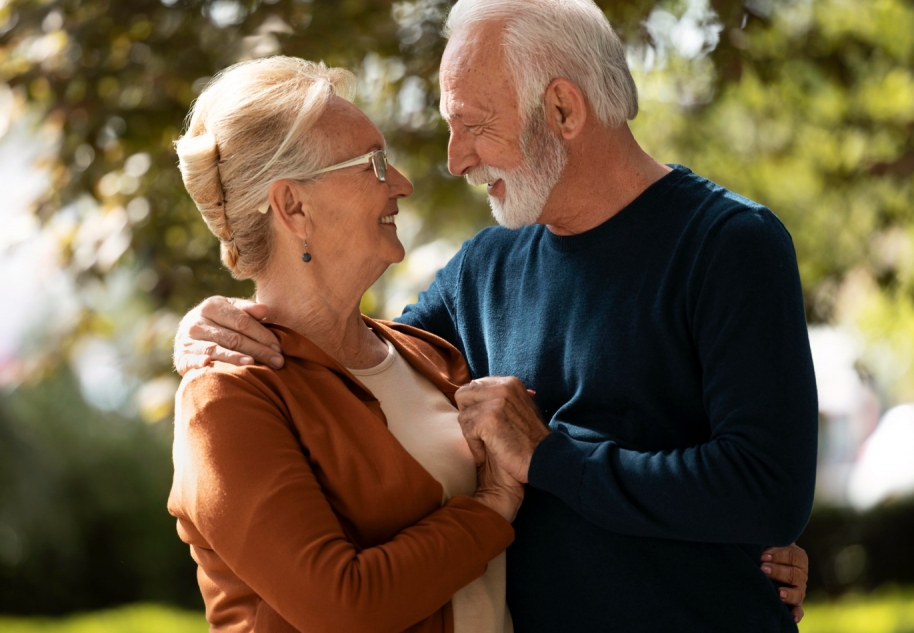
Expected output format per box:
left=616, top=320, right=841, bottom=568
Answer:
left=0, top=604, right=208, bottom=633
left=2, top=589, right=914, bottom=633
left=801, top=587, right=914, bottom=633
left=798, top=500, right=914, bottom=596
left=0, top=369, right=200, bottom=614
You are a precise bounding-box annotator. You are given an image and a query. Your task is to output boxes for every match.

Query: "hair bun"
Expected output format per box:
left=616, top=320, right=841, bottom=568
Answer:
left=176, top=132, right=224, bottom=212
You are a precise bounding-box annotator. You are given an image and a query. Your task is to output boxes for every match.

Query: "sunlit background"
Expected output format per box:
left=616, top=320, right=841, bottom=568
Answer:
left=1, top=0, right=913, bottom=631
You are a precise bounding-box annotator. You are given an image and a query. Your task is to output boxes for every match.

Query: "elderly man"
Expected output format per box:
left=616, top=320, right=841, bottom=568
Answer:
left=175, top=0, right=817, bottom=630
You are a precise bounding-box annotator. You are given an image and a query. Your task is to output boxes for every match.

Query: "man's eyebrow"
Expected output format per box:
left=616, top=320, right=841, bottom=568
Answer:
left=439, top=106, right=460, bottom=121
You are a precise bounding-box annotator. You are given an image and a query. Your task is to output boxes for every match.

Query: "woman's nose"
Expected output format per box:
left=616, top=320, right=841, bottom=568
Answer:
left=387, top=164, right=414, bottom=198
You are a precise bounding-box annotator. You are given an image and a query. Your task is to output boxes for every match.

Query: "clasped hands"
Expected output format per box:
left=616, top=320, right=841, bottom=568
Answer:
left=455, top=376, right=551, bottom=524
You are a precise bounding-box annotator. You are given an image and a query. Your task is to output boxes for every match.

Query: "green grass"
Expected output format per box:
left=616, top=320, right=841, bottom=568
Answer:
left=0, top=604, right=208, bottom=633
left=2, top=590, right=914, bottom=633
left=801, top=587, right=914, bottom=633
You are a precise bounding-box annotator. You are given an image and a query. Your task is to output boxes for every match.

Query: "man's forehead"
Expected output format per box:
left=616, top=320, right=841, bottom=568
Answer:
left=441, top=21, right=508, bottom=77
left=439, top=27, right=509, bottom=119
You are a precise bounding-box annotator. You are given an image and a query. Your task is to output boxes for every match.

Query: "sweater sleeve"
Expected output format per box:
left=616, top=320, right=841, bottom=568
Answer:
left=171, top=369, right=513, bottom=633
left=528, top=210, right=818, bottom=546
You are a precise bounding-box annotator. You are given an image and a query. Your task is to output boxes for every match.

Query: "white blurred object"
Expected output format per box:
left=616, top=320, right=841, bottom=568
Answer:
left=808, top=326, right=882, bottom=505
left=808, top=327, right=865, bottom=417
left=847, top=404, right=914, bottom=510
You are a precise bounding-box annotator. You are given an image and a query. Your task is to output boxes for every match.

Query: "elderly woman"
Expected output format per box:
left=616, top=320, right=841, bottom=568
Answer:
left=169, top=56, right=520, bottom=632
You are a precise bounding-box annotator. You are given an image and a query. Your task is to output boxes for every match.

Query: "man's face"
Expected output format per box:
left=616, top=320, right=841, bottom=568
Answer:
left=439, top=24, right=567, bottom=228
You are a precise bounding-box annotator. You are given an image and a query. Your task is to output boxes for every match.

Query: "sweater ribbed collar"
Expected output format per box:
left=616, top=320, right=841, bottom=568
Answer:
left=543, top=164, right=690, bottom=253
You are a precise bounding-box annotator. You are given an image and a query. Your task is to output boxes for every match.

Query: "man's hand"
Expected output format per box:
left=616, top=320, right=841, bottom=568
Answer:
left=455, top=377, right=550, bottom=484
left=173, top=296, right=284, bottom=376
left=761, top=543, right=808, bottom=623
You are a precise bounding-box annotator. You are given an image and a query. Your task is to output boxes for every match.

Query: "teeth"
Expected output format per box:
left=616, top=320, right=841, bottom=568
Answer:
left=379, top=215, right=396, bottom=224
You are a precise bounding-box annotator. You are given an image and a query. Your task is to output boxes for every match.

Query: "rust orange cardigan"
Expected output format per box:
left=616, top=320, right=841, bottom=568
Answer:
left=167, top=318, right=514, bottom=633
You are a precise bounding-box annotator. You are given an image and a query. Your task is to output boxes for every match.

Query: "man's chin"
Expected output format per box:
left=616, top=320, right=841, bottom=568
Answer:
left=489, top=198, right=542, bottom=230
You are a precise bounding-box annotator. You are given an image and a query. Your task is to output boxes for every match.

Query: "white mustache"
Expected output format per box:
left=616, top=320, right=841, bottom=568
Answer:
left=466, top=165, right=509, bottom=188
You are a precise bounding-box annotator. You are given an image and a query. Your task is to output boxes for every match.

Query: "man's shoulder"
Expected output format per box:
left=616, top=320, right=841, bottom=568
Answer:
left=671, top=167, right=787, bottom=239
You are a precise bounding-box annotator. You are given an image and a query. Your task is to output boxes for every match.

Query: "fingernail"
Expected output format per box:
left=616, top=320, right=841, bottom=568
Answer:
left=761, top=565, right=771, bottom=574
left=795, top=616, right=799, bottom=623
left=779, top=590, right=787, bottom=599
left=270, top=356, right=284, bottom=369
left=271, top=344, right=281, bottom=353
left=762, top=554, right=773, bottom=561
left=240, top=356, right=254, bottom=365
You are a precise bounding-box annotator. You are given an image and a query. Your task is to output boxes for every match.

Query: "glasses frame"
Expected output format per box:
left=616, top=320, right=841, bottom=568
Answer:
left=314, top=148, right=388, bottom=183
left=257, top=149, right=388, bottom=214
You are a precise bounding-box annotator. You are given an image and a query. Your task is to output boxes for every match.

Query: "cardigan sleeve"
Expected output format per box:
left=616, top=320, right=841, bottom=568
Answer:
left=169, top=368, right=513, bottom=633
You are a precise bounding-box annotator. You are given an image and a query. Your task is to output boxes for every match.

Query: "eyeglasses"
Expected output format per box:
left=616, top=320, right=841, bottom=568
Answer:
left=314, top=148, right=388, bottom=183
left=256, top=149, right=389, bottom=213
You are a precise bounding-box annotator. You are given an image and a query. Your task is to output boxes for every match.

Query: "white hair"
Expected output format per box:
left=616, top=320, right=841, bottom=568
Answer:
left=444, top=0, right=638, bottom=128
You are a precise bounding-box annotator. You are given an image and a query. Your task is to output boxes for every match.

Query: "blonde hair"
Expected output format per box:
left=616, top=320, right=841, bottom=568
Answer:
left=175, top=56, right=357, bottom=279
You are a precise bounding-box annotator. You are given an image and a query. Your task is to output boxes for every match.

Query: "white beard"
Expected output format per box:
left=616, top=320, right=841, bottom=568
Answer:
left=466, top=111, right=568, bottom=229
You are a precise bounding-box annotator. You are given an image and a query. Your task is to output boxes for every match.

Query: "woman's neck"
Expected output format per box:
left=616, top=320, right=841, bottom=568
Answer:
left=255, top=264, right=388, bottom=369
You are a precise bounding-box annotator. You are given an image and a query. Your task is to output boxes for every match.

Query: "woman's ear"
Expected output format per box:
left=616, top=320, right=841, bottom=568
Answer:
left=543, top=78, right=587, bottom=140
left=268, top=179, right=310, bottom=239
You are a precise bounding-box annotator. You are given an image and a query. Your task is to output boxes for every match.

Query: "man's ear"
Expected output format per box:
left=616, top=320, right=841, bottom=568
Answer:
left=543, top=78, right=587, bottom=140
left=268, top=179, right=309, bottom=238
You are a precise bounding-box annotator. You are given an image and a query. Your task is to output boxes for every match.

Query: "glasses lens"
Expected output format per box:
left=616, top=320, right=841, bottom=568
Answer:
left=372, top=150, right=387, bottom=182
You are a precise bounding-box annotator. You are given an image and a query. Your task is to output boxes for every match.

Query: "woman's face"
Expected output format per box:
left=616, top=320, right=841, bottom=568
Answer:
left=302, top=97, right=412, bottom=279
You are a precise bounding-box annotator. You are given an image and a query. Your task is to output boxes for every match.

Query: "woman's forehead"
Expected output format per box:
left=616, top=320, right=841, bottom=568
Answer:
left=319, top=97, right=385, bottom=151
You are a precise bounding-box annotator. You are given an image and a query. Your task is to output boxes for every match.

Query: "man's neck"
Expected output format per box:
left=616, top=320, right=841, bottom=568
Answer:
left=540, top=124, right=672, bottom=236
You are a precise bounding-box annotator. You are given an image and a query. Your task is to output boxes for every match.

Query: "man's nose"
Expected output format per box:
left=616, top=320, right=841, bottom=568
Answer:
left=446, top=127, right=477, bottom=177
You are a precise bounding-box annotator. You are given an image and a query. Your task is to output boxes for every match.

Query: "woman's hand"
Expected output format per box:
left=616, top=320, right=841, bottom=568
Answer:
left=760, top=543, right=808, bottom=623
left=473, top=448, right=525, bottom=523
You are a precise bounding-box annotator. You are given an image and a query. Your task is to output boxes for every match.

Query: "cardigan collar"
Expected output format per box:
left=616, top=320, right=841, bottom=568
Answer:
left=263, top=316, right=470, bottom=407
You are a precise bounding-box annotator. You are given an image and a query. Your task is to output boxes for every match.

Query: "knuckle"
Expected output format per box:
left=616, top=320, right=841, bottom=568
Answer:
left=225, top=331, right=244, bottom=352
left=232, top=310, right=251, bottom=333
left=199, top=295, right=225, bottom=314
left=186, top=321, right=207, bottom=340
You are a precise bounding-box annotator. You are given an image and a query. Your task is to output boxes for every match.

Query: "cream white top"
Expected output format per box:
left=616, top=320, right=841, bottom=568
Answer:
left=349, top=338, right=512, bottom=633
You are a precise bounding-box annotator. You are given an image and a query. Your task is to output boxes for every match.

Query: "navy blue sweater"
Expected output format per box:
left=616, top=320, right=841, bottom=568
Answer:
left=398, top=165, right=818, bottom=632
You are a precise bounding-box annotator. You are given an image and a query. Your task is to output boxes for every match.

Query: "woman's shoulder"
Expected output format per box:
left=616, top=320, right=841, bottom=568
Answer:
left=180, top=360, right=276, bottom=394
left=176, top=359, right=322, bottom=423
